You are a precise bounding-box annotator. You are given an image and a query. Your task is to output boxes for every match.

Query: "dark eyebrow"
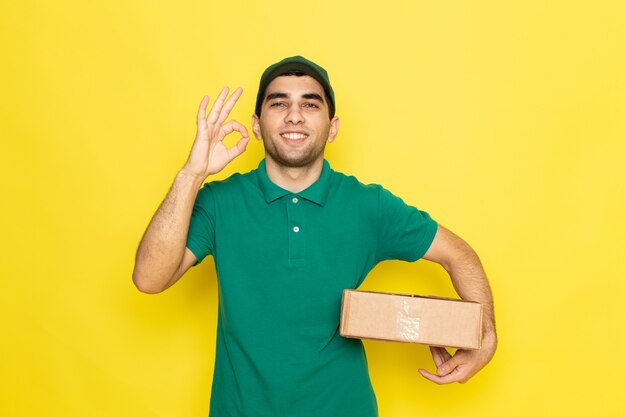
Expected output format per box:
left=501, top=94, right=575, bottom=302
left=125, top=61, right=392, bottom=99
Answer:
left=265, top=92, right=324, bottom=102
left=265, top=92, right=289, bottom=101
left=302, top=93, right=323, bottom=102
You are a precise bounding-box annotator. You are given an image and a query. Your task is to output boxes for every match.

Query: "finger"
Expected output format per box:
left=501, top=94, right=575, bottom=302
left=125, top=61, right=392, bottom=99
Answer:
left=432, top=346, right=451, bottom=362
left=227, top=136, right=250, bottom=161
left=197, top=95, right=209, bottom=123
left=219, top=120, right=249, bottom=141
left=207, top=87, right=229, bottom=125
left=216, top=87, right=243, bottom=126
left=438, top=351, right=466, bottom=376
left=429, top=346, right=445, bottom=368
left=418, top=368, right=465, bottom=385
left=430, top=346, right=452, bottom=368
left=440, top=346, right=453, bottom=360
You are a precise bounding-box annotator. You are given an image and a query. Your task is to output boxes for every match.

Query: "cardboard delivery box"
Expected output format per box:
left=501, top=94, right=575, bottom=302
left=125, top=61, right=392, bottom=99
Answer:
left=340, top=289, right=483, bottom=350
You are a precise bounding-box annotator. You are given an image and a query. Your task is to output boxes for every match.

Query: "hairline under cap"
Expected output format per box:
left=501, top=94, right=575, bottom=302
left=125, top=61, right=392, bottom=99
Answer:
left=255, top=60, right=335, bottom=118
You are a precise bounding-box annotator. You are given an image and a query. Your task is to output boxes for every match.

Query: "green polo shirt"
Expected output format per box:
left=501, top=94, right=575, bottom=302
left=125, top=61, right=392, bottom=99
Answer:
left=186, top=158, right=438, bottom=417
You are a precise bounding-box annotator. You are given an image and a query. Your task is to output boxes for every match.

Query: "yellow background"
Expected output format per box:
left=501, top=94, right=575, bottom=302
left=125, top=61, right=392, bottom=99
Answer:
left=2, top=0, right=625, bottom=416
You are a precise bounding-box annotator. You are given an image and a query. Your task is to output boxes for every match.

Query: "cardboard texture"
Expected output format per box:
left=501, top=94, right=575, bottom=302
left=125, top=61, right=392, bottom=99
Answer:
left=340, top=289, right=483, bottom=350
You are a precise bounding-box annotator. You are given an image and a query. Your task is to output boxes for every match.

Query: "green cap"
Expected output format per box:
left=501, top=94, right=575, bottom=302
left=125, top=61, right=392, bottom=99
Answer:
left=255, top=55, right=335, bottom=118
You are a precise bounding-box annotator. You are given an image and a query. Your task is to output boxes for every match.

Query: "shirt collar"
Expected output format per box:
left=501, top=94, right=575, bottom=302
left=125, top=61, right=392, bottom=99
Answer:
left=256, top=158, right=333, bottom=206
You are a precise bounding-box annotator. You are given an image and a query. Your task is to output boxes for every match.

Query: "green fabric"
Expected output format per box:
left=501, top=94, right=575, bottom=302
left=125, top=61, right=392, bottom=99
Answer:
left=186, top=159, right=438, bottom=417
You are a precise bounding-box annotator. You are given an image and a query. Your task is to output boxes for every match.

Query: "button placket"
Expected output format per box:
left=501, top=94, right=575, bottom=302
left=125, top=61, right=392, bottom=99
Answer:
left=286, top=194, right=305, bottom=262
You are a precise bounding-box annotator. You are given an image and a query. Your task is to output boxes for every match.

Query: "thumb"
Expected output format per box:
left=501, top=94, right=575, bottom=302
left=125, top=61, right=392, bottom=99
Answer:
left=437, top=352, right=465, bottom=376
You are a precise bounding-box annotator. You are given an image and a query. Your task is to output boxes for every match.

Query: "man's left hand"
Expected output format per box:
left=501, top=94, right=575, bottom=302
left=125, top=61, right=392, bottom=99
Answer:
left=418, top=332, right=497, bottom=384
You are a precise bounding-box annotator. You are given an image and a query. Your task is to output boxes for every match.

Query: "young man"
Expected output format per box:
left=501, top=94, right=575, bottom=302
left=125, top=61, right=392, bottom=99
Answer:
left=133, top=56, right=497, bottom=417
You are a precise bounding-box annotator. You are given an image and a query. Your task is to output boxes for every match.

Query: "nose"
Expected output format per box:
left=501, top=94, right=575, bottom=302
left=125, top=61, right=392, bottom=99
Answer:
left=284, top=104, right=304, bottom=125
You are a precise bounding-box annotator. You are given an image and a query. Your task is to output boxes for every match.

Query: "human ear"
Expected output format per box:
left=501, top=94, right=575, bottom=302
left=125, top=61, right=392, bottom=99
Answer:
left=251, top=114, right=262, bottom=140
left=327, top=116, right=340, bottom=143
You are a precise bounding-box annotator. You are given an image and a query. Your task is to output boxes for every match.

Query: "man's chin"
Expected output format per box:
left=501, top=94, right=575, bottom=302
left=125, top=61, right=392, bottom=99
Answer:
left=267, top=152, right=322, bottom=169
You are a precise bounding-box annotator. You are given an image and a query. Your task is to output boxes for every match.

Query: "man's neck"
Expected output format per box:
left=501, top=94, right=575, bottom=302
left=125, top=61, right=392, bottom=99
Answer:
left=264, top=157, right=324, bottom=193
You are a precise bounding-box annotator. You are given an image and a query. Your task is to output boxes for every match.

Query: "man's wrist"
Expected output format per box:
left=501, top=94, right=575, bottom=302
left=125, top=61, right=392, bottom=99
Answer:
left=177, top=168, right=206, bottom=188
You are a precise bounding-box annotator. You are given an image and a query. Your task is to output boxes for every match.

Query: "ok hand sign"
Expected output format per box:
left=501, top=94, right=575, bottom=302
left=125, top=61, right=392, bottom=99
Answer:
left=182, top=87, right=250, bottom=180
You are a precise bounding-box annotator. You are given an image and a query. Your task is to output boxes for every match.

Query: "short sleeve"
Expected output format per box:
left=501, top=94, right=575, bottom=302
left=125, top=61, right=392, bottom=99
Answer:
left=186, top=183, right=217, bottom=266
left=375, top=185, right=438, bottom=263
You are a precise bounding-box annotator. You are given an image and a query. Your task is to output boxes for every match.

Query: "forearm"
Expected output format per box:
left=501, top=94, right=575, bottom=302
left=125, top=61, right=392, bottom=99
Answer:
left=420, top=226, right=497, bottom=383
left=443, top=245, right=496, bottom=339
left=133, top=169, right=204, bottom=293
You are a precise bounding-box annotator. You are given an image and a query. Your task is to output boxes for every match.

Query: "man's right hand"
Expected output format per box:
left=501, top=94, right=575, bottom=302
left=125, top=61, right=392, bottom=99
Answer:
left=181, top=87, right=250, bottom=181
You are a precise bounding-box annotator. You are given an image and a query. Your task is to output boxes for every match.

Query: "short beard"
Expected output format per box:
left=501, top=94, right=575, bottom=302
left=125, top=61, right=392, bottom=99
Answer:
left=263, top=139, right=327, bottom=168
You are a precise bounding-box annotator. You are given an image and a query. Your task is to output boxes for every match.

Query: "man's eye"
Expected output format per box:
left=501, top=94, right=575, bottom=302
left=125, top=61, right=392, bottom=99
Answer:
left=304, top=103, right=319, bottom=109
left=270, top=102, right=286, bottom=107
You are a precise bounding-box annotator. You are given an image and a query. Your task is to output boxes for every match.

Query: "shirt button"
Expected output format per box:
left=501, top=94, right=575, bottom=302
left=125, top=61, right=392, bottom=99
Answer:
left=293, top=226, right=300, bottom=233
left=292, top=197, right=299, bottom=203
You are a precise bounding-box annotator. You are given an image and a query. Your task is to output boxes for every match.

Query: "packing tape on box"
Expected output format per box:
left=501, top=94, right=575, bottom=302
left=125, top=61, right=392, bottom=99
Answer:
left=397, top=299, right=421, bottom=341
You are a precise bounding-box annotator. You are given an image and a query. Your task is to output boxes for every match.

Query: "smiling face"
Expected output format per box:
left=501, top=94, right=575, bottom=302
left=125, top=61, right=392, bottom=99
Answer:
left=251, top=75, right=339, bottom=168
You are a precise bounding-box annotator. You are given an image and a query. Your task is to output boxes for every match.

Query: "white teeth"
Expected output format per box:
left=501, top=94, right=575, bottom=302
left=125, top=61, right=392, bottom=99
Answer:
left=281, top=133, right=307, bottom=140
